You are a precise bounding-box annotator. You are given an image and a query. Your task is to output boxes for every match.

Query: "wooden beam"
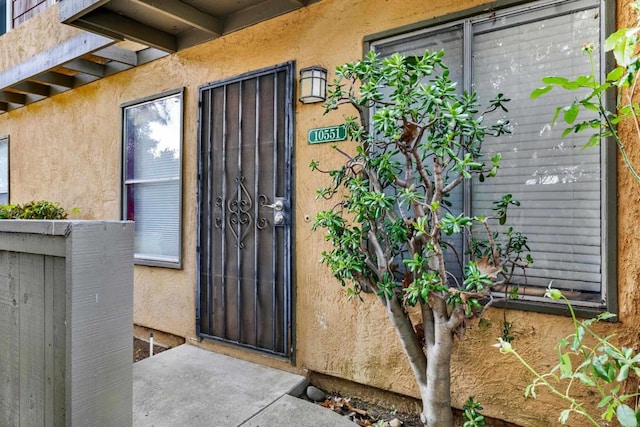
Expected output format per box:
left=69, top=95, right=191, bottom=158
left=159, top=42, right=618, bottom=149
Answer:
left=131, top=0, right=222, bottom=36
left=0, top=92, right=26, bottom=105
left=93, top=46, right=137, bottom=66
left=62, top=59, right=106, bottom=78
left=10, top=82, right=50, bottom=97
left=223, top=0, right=305, bottom=34
left=0, top=32, right=113, bottom=90
left=0, top=102, right=8, bottom=112
left=31, top=72, right=75, bottom=89
left=72, top=19, right=127, bottom=43
left=59, top=0, right=110, bottom=23
left=78, top=9, right=177, bottom=53
left=136, top=48, right=169, bottom=65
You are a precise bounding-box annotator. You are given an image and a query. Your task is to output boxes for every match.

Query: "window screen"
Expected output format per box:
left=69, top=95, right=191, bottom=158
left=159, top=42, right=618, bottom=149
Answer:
left=472, top=3, right=602, bottom=303
left=371, top=0, right=610, bottom=307
left=0, top=136, right=8, bottom=204
left=123, top=91, right=182, bottom=267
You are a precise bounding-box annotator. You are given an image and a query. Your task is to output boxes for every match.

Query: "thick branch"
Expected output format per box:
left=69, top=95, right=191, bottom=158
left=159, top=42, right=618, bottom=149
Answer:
left=428, top=159, right=448, bottom=287
left=367, top=228, right=388, bottom=274
left=482, top=218, right=501, bottom=266
left=445, top=304, right=465, bottom=331
left=430, top=293, right=449, bottom=323
left=412, top=148, right=433, bottom=200
left=385, top=294, right=429, bottom=393
left=441, top=174, right=464, bottom=195
left=421, top=302, right=435, bottom=347
left=430, top=157, right=444, bottom=206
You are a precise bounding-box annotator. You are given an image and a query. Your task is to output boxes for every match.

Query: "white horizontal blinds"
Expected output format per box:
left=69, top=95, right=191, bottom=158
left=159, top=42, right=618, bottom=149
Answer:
left=374, top=28, right=467, bottom=282
left=471, top=1, right=602, bottom=301
left=128, top=181, right=180, bottom=260
left=0, top=138, right=9, bottom=205
left=0, top=138, right=8, bottom=204
left=124, top=94, right=181, bottom=262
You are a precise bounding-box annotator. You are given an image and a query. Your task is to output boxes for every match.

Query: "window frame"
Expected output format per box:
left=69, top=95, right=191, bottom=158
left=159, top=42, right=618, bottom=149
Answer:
left=121, top=88, right=184, bottom=269
left=364, top=0, right=617, bottom=317
left=0, top=135, right=9, bottom=204
left=1, top=0, right=11, bottom=35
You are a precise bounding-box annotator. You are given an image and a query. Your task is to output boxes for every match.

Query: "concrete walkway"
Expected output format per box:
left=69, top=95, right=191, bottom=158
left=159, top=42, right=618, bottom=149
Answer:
left=133, top=344, right=356, bottom=426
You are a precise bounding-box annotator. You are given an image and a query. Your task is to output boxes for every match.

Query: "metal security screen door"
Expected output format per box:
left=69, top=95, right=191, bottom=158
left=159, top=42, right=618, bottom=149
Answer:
left=197, top=63, right=293, bottom=357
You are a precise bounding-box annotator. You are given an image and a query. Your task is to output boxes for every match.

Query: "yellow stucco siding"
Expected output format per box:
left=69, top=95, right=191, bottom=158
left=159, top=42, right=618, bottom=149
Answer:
left=0, top=0, right=636, bottom=425
left=0, top=4, right=84, bottom=71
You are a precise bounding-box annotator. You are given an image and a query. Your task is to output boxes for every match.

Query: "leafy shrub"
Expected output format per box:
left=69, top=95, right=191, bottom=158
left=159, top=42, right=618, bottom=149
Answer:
left=312, top=49, right=529, bottom=425
left=496, top=287, right=637, bottom=426
left=0, top=200, right=68, bottom=219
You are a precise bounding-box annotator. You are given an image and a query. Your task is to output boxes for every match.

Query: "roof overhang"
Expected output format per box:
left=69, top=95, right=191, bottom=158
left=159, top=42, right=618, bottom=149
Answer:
left=0, top=31, right=166, bottom=113
left=59, top=0, right=319, bottom=53
left=0, top=0, right=318, bottom=114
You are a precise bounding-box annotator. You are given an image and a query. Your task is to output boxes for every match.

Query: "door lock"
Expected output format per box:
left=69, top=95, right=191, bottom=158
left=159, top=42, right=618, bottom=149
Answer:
left=261, top=197, right=286, bottom=226
left=262, top=199, right=284, bottom=211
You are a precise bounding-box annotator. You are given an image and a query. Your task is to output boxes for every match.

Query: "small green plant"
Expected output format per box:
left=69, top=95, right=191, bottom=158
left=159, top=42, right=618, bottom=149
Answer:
left=0, top=200, right=69, bottom=219
left=495, top=285, right=640, bottom=427
left=462, top=396, right=486, bottom=427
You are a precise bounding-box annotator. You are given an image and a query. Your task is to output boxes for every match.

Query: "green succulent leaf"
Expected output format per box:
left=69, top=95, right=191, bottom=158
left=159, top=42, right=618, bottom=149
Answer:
left=616, top=404, right=638, bottom=427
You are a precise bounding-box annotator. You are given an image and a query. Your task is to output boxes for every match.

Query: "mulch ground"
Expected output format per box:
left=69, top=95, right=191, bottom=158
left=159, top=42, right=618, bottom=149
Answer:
left=133, top=337, right=168, bottom=362
left=308, top=393, right=520, bottom=426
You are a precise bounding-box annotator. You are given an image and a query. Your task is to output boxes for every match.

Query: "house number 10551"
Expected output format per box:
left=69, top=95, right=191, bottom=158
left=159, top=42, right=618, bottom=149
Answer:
left=308, top=125, right=347, bottom=144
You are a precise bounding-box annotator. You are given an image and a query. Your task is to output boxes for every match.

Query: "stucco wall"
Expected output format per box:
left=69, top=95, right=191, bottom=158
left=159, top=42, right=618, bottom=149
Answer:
left=0, top=0, right=638, bottom=425
left=0, top=3, right=82, bottom=71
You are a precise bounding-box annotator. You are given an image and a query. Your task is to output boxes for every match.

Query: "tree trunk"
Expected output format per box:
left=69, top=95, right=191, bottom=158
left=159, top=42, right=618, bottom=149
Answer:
left=383, top=296, right=430, bottom=421
left=383, top=295, right=454, bottom=426
left=422, top=321, right=454, bottom=426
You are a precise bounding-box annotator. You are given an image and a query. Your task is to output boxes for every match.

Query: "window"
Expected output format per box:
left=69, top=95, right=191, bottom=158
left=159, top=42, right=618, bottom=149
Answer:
left=122, top=90, right=183, bottom=268
left=0, top=0, right=9, bottom=35
left=0, top=136, right=8, bottom=203
left=368, top=0, right=615, bottom=313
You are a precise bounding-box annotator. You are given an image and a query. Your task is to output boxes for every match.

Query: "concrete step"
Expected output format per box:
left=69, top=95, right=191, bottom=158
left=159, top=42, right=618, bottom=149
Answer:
left=133, top=344, right=350, bottom=426
left=241, top=394, right=357, bottom=426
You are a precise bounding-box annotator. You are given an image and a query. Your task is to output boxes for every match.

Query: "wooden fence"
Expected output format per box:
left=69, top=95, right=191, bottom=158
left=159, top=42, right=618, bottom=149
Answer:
left=0, top=221, right=133, bottom=426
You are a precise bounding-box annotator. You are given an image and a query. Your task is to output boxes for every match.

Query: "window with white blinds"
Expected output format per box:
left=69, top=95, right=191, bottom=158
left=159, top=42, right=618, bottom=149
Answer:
left=122, top=90, right=183, bottom=267
left=0, top=136, right=8, bottom=204
left=371, top=0, right=613, bottom=308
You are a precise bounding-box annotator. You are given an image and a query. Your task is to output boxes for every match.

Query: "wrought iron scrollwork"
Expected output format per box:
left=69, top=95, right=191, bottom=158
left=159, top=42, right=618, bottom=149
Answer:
left=257, top=195, right=269, bottom=230
left=214, top=179, right=277, bottom=248
left=214, top=197, right=223, bottom=229
left=227, top=176, right=254, bottom=248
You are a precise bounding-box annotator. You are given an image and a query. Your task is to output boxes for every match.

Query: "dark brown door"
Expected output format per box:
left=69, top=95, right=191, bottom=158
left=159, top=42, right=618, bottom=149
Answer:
left=197, top=63, right=293, bottom=357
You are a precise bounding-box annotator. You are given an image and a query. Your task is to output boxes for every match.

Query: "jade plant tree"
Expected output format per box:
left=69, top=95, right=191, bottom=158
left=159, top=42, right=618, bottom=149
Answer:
left=311, top=50, right=531, bottom=425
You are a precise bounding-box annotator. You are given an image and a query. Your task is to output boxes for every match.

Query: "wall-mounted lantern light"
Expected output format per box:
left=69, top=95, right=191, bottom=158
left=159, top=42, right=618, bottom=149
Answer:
left=299, top=66, right=327, bottom=104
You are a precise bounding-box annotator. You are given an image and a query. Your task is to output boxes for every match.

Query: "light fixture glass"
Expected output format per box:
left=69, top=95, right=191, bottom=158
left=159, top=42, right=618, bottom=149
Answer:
left=299, top=66, right=327, bottom=104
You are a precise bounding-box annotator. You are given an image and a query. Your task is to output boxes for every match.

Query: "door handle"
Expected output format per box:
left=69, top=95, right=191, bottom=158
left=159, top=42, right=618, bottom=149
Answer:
left=262, top=200, right=284, bottom=211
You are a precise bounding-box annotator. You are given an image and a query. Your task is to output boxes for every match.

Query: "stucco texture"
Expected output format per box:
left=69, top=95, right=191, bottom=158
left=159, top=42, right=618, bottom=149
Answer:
left=0, top=3, right=83, bottom=71
left=1, top=0, right=639, bottom=425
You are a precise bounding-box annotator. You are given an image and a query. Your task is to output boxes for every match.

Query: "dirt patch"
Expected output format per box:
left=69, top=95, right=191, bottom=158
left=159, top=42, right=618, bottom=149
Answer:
left=134, top=337, right=169, bottom=362
left=317, top=395, right=423, bottom=426
left=310, top=394, right=519, bottom=426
